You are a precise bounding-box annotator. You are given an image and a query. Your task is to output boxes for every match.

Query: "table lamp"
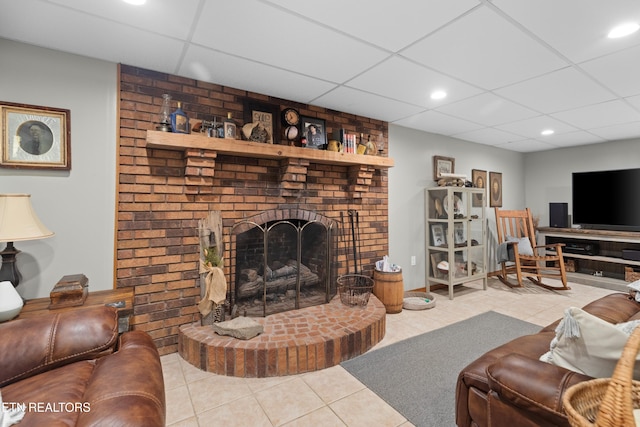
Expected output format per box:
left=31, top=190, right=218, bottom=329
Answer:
left=0, top=194, right=54, bottom=287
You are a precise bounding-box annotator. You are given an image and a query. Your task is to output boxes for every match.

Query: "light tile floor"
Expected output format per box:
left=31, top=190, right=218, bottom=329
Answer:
left=162, top=279, right=617, bottom=427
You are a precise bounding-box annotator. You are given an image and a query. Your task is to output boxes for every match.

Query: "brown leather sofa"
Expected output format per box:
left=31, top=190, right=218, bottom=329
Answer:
left=0, top=305, right=165, bottom=426
left=456, top=292, right=640, bottom=427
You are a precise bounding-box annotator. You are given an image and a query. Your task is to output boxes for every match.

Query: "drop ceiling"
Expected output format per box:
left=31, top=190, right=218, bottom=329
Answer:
left=2, top=0, right=640, bottom=152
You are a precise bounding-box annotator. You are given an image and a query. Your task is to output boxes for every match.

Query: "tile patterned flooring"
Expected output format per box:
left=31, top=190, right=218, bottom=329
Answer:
left=162, top=279, right=617, bottom=427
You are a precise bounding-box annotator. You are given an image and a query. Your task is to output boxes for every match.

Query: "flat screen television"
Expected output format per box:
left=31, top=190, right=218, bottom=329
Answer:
left=572, top=168, right=640, bottom=231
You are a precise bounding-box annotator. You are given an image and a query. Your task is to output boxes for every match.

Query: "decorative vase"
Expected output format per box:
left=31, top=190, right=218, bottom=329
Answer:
left=0, top=281, right=23, bottom=322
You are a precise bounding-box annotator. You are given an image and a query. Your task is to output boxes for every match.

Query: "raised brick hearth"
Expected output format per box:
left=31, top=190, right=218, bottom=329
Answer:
left=179, top=295, right=386, bottom=377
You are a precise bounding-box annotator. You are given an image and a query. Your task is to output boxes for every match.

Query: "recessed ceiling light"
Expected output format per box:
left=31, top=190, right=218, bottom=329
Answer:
left=430, top=90, right=447, bottom=100
left=608, top=22, right=639, bottom=39
left=123, top=0, right=146, bottom=5
left=541, top=129, right=554, bottom=136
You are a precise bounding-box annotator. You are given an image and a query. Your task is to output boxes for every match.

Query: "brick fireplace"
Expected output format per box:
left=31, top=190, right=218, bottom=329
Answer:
left=117, top=65, right=391, bottom=356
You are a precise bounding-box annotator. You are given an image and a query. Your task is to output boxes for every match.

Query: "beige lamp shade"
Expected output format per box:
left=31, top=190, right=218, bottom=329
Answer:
left=0, top=194, right=54, bottom=242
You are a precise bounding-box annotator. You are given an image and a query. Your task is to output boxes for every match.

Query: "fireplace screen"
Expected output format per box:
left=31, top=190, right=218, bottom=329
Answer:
left=231, top=217, right=335, bottom=317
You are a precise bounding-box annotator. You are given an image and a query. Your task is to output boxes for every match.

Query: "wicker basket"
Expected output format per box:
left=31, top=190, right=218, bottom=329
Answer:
left=403, top=291, right=436, bottom=310
left=337, top=274, right=374, bottom=308
left=562, top=326, right=640, bottom=427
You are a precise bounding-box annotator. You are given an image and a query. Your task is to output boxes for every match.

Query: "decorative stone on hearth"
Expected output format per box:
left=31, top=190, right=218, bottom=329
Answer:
left=212, top=316, right=263, bottom=340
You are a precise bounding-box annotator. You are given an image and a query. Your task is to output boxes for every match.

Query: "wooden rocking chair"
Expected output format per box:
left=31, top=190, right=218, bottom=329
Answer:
left=494, top=207, right=569, bottom=290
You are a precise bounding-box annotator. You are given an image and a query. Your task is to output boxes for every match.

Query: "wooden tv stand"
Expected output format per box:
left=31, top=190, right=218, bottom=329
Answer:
left=537, top=227, right=640, bottom=285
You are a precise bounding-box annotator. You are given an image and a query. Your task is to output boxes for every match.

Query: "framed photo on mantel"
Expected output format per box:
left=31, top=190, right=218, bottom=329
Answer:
left=0, top=101, right=71, bottom=170
left=243, top=99, right=279, bottom=144
left=301, top=116, right=327, bottom=149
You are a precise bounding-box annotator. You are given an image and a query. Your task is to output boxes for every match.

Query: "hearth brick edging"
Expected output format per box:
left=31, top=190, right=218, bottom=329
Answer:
left=178, top=295, right=386, bottom=377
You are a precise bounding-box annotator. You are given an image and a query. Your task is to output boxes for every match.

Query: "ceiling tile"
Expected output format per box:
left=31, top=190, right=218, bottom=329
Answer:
left=551, top=100, right=640, bottom=129
left=191, top=0, right=388, bottom=83
left=4, top=0, right=640, bottom=153
left=581, top=44, right=640, bottom=98
left=393, top=110, right=484, bottom=136
left=587, top=122, right=640, bottom=141
left=47, top=0, right=201, bottom=39
left=626, top=94, right=640, bottom=110
left=540, top=130, right=605, bottom=147
left=495, top=139, right=556, bottom=152
left=495, top=115, right=578, bottom=139
left=452, top=127, right=526, bottom=146
left=0, top=0, right=185, bottom=74
left=436, top=93, right=539, bottom=127
left=313, top=87, right=424, bottom=123
left=492, top=0, right=640, bottom=63
left=263, top=0, right=480, bottom=52
left=180, top=45, right=337, bottom=104
left=346, top=56, right=483, bottom=108
left=402, top=6, right=568, bottom=89
left=495, top=67, right=616, bottom=113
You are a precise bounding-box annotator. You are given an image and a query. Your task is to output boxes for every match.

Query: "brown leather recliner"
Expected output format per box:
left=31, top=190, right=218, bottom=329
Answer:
left=0, top=305, right=165, bottom=426
left=456, top=292, right=640, bottom=427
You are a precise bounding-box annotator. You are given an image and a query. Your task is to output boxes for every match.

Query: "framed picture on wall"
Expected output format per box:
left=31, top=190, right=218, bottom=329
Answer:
left=433, top=156, right=454, bottom=180
left=0, top=101, right=71, bottom=170
left=471, top=169, right=487, bottom=207
left=489, top=172, right=503, bottom=207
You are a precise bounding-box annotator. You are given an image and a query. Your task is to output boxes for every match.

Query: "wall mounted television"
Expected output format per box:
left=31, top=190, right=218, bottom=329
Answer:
left=572, top=168, right=640, bottom=232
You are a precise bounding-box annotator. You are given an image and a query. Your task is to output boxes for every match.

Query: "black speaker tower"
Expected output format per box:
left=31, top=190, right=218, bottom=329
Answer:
left=549, top=202, right=569, bottom=228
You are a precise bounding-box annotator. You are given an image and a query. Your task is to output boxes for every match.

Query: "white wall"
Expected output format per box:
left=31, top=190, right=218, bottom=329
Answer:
left=388, top=125, right=525, bottom=291
left=0, top=39, right=117, bottom=299
left=524, top=139, right=640, bottom=228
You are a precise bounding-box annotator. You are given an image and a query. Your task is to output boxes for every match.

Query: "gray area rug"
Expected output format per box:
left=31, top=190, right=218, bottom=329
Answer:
left=341, top=311, right=541, bottom=427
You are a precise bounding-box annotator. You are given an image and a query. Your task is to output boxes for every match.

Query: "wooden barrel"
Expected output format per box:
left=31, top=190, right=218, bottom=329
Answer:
left=373, top=269, right=404, bottom=314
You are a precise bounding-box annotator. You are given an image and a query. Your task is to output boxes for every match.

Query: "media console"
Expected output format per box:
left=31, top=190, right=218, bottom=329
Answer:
left=538, top=227, right=640, bottom=283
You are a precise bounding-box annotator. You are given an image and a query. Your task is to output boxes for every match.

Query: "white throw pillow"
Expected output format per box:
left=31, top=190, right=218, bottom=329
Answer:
left=541, top=306, right=640, bottom=379
left=506, top=235, right=534, bottom=256
left=628, top=279, right=640, bottom=302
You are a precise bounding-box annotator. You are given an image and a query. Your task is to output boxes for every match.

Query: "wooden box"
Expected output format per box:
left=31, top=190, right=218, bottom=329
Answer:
left=49, top=274, right=89, bottom=309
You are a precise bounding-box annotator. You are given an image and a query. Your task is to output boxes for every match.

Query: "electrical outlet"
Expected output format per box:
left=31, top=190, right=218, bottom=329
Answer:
left=411, top=256, right=416, bottom=266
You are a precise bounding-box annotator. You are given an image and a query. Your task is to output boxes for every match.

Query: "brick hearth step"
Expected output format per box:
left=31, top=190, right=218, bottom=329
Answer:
left=178, top=295, right=386, bottom=377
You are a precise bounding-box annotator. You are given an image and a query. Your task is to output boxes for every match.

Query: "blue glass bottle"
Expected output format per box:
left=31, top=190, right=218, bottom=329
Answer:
left=170, top=101, right=189, bottom=134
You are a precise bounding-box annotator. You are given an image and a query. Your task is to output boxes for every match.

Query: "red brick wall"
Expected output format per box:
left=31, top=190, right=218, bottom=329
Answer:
left=118, top=65, right=389, bottom=354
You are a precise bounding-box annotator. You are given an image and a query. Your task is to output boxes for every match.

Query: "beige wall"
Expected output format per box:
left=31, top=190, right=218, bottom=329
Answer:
left=388, top=125, right=526, bottom=291
left=0, top=39, right=117, bottom=299
left=524, top=138, right=640, bottom=227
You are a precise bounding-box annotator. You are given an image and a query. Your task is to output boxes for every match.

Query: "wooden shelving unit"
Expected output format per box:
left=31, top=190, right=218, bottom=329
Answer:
left=538, top=227, right=640, bottom=282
